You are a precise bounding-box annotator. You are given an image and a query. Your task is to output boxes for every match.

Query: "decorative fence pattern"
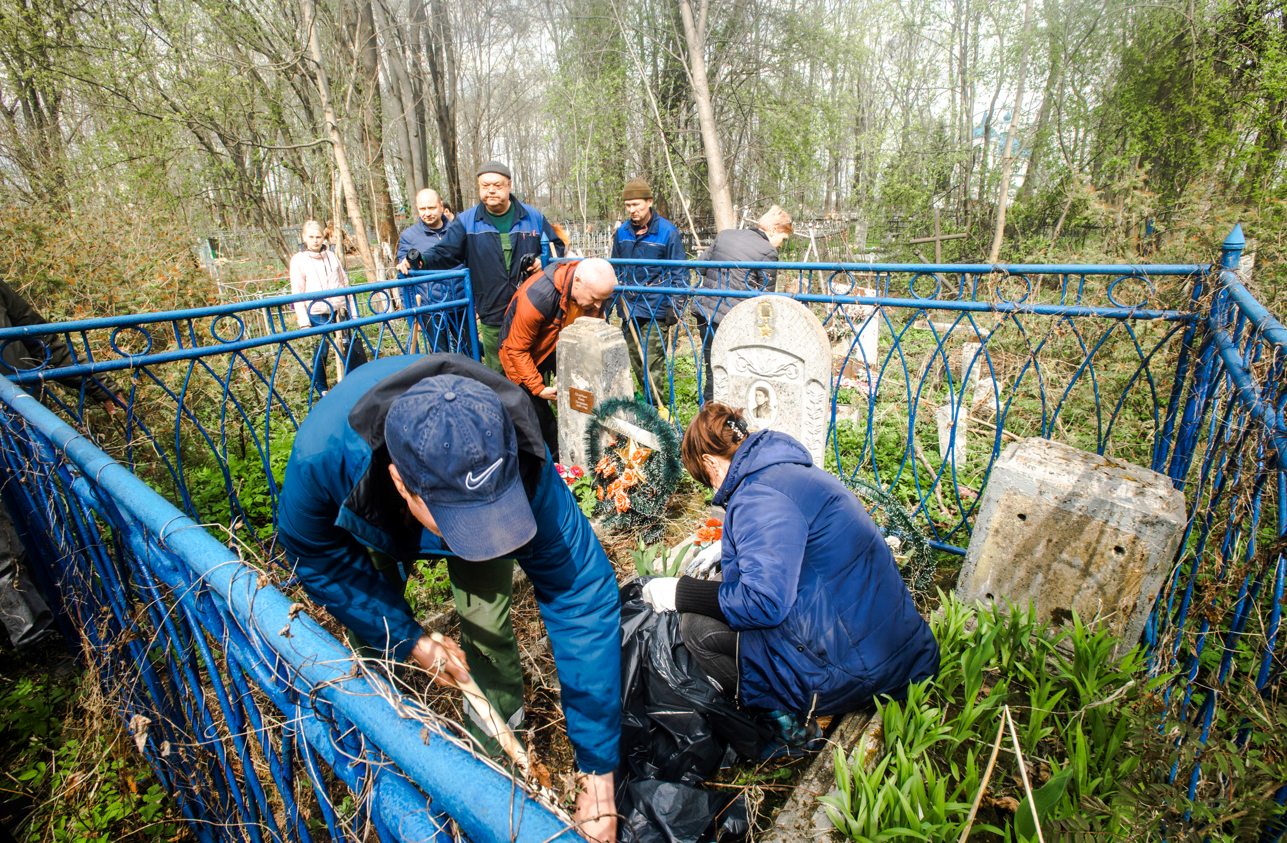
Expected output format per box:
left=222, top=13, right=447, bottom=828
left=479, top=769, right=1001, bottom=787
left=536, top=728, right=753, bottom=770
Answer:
left=612, top=254, right=1205, bottom=553
left=0, top=228, right=1283, bottom=839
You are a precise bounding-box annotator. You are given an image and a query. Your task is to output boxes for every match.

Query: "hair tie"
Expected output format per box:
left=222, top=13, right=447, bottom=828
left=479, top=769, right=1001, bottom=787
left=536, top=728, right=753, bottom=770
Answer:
left=726, top=416, right=748, bottom=442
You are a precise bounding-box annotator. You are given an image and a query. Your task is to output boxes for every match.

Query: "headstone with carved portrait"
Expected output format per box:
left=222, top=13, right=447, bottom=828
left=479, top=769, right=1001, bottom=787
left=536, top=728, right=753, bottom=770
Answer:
left=710, top=296, right=832, bottom=466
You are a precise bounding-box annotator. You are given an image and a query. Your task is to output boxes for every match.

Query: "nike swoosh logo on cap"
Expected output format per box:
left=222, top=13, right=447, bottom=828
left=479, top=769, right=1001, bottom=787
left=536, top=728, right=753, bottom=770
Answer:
left=464, top=457, right=504, bottom=490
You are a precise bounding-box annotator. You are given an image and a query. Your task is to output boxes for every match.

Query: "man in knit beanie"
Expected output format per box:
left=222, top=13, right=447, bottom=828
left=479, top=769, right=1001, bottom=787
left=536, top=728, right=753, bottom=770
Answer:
left=610, top=177, right=686, bottom=414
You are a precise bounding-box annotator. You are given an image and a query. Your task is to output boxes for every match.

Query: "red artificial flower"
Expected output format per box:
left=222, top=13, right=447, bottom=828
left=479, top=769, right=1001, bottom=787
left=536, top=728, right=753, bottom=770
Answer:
left=571, top=466, right=585, bottom=479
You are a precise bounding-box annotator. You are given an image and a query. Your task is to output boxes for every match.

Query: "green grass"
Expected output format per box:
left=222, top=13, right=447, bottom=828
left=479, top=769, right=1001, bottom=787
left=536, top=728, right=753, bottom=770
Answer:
left=823, top=594, right=1286, bottom=842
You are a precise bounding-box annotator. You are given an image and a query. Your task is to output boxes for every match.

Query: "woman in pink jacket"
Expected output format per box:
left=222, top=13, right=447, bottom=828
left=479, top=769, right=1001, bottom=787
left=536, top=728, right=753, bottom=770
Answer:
left=290, top=220, right=366, bottom=397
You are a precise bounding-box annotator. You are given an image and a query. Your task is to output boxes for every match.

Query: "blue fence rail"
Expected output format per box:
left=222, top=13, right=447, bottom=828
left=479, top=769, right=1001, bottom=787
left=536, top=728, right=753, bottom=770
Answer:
left=610, top=255, right=1205, bottom=552
left=0, top=229, right=1283, bottom=839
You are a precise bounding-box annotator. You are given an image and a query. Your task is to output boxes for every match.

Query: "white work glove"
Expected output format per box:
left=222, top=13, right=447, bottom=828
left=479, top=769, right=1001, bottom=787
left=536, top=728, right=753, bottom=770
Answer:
left=685, top=539, right=723, bottom=578
left=641, top=577, right=679, bottom=613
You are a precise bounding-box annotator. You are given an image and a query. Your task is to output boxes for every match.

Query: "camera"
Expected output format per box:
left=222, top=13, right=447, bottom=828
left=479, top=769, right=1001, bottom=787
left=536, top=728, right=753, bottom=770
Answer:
left=518, top=253, right=541, bottom=276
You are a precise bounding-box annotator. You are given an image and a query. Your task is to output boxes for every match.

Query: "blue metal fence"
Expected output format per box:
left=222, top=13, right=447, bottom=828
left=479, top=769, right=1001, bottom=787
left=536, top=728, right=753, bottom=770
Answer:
left=0, top=230, right=1283, bottom=839
left=611, top=254, right=1206, bottom=552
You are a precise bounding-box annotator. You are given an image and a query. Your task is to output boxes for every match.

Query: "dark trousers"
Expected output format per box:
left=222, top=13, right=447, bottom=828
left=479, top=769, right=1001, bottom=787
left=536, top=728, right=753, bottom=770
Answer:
left=680, top=612, right=738, bottom=694
left=530, top=352, right=559, bottom=462
left=694, top=315, right=720, bottom=403
left=405, top=282, right=460, bottom=354
left=309, top=310, right=368, bottom=396
left=623, top=319, right=668, bottom=405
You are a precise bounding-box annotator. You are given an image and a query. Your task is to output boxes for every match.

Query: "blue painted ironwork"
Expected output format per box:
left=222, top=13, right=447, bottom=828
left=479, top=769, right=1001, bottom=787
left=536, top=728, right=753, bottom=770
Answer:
left=606, top=256, right=1206, bottom=552
left=0, top=233, right=1283, bottom=839
left=0, top=270, right=590, bottom=843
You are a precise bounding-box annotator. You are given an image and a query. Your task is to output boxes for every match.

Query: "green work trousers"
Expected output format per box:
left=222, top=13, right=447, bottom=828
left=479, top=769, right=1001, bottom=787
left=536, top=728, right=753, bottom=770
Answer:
left=624, top=320, right=668, bottom=404
left=352, top=551, right=523, bottom=758
left=478, top=323, right=503, bottom=374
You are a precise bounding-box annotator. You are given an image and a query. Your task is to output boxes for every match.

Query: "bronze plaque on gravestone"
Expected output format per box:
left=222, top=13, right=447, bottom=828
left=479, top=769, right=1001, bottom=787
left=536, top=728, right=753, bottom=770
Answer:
left=568, top=387, right=595, bottom=414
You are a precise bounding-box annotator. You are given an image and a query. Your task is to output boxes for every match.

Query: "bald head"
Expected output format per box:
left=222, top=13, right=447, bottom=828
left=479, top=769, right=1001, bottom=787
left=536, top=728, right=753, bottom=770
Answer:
left=571, top=258, right=617, bottom=311
left=415, top=189, right=445, bottom=228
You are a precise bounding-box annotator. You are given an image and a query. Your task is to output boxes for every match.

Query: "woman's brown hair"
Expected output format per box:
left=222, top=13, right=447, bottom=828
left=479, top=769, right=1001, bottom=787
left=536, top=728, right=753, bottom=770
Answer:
left=682, top=402, right=750, bottom=487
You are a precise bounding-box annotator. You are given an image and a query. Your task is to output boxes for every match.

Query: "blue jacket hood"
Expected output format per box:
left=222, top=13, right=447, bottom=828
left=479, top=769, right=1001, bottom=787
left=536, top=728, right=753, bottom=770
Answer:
left=712, top=430, right=811, bottom=507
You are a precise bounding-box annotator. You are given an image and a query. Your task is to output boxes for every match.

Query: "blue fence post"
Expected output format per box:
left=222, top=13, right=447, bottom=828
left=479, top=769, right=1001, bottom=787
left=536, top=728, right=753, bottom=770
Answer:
left=1222, top=223, right=1245, bottom=274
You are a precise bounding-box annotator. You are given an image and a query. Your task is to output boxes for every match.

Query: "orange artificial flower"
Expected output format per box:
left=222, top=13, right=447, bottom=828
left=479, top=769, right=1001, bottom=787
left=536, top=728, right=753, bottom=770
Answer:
left=705, top=518, right=721, bottom=528
left=696, top=525, right=722, bottom=543
left=613, top=488, right=632, bottom=513
left=595, top=455, right=617, bottom=479
left=620, top=467, right=642, bottom=489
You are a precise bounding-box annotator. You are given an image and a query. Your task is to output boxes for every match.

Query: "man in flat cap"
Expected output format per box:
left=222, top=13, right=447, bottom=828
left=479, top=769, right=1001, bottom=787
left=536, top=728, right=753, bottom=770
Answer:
left=417, top=161, right=567, bottom=373
left=610, top=178, right=686, bottom=413
left=276, top=353, right=619, bottom=842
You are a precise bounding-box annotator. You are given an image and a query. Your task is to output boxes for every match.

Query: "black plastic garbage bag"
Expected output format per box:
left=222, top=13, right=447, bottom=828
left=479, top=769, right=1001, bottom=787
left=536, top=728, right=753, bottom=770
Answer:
left=616, top=579, right=771, bottom=843
left=619, top=780, right=748, bottom=843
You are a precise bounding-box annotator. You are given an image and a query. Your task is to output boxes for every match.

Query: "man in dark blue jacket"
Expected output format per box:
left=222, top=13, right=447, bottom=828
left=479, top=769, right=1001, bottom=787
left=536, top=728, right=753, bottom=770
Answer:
left=276, top=353, right=619, bottom=842
left=396, top=188, right=463, bottom=353
left=417, top=162, right=566, bottom=372
left=610, top=178, right=686, bottom=413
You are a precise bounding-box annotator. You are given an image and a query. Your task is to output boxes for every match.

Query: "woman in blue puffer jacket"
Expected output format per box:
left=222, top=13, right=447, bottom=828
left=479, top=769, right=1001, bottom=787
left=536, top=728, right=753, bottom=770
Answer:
left=641, top=403, right=940, bottom=718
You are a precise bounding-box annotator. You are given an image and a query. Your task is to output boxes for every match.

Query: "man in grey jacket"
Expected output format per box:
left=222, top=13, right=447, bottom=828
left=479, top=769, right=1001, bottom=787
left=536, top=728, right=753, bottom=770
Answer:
left=691, top=206, right=793, bottom=401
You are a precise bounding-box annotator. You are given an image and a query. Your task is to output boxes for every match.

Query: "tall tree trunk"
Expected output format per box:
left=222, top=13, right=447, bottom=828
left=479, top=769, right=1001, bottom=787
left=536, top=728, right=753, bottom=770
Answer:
left=414, top=0, right=462, bottom=210
left=300, top=0, right=378, bottom=280
left=1238, top=97, right=1284, bottom=202
left=1018, top=0, right=1062, bottom=202
left=976, top=58, right=1004, bottom=213
left=374, top=0, right=425, bottom=199
left=677, top=0, right=735, bottom=232
left=355, top=0, right=398, bottom=251
left=0, top=0, right=71, bottom=211
left=988, top=0, right=1034, bottom=263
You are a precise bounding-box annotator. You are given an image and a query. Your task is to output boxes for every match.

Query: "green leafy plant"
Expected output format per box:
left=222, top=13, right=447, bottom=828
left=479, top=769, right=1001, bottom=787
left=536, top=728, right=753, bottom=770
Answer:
left=570, top=474, right=597, bottom=517
left=1, top=669, right=183, bottom=842
left=629, top=537, right=699, bottom=578
left=405, top=559, right=453, bottom=615
left=821, top=594, right=1285, bottom=842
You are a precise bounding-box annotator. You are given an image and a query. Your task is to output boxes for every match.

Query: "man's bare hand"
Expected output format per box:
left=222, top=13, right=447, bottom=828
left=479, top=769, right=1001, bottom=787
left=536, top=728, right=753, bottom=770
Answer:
left=539, top=385, right=557, bottom=401
left=410, top=634, right=470, bottom=688
left=397, top=258, right=412, bottom=273
left=574, top=770, right=616, bottom=843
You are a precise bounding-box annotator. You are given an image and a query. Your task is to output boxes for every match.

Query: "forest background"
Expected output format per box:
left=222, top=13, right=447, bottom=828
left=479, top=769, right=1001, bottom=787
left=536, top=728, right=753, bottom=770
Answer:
left=0, top=0, right=1284, bottom=321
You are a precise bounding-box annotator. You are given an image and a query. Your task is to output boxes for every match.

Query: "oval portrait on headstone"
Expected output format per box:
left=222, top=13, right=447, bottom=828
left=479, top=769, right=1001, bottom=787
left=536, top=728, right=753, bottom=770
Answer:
left=746, top=380, right=778, bottom=429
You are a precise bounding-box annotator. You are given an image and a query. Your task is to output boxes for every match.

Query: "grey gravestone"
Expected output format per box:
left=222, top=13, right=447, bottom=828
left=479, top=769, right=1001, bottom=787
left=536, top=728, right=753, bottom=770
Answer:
left=936, top=403, right=967, bottom=464
left=712, top=296, right=832, bottom=466
left=957, top=438, right=1186, bottom=654
left=959, top=342, right=983, bottom=392
left=556, top=317, right=633, bottom=469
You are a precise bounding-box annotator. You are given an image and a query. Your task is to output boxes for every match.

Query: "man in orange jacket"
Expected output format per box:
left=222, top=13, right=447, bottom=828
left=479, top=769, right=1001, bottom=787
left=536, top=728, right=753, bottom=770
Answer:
left=499, top=257, right=616, bottom=460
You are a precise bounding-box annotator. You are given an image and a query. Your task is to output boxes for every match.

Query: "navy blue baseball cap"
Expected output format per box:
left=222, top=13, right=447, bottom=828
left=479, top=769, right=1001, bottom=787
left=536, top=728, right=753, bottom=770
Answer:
left=384, top=375, right=537, bottom=561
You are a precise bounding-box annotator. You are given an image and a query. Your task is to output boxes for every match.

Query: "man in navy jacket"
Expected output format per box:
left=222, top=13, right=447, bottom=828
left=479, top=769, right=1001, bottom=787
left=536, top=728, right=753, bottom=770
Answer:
left=396, top=188, right=463, bottom=352
left=417, top=162, right=566, bottom=372
left=276, top=354, right=619, bottom=842
left=611, top=178, right=686, bottom=411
